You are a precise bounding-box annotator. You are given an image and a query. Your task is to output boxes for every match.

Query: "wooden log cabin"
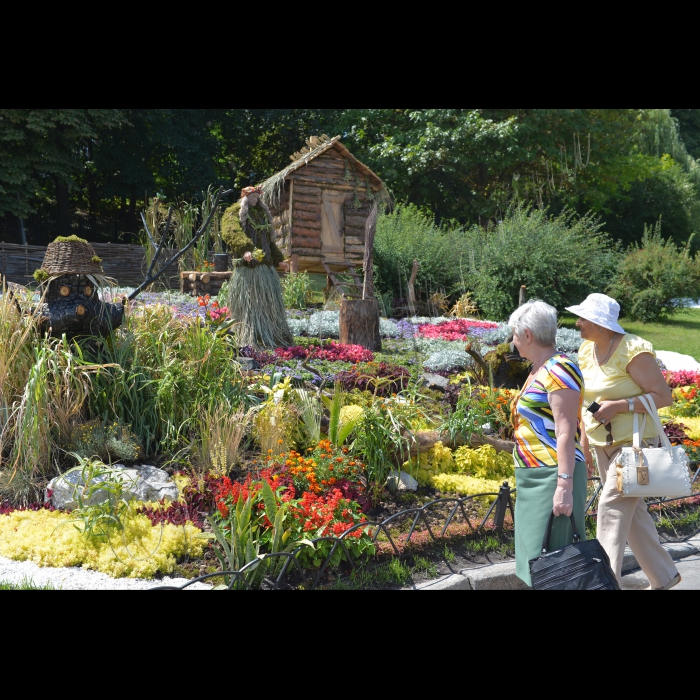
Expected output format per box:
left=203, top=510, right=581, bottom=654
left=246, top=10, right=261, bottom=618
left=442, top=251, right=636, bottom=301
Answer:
left=261, top=135, right=389, bottom=295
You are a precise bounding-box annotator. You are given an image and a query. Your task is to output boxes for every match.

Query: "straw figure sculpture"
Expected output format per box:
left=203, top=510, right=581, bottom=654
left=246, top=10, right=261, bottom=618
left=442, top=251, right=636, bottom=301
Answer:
left=221, top=187, right=293, bottom=348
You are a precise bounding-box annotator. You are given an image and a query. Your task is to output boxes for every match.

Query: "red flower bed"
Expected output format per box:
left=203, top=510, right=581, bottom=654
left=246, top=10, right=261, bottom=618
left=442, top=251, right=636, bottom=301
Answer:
left=417, top=319, right=499, bottom=342
left=663, top=370, right=700, bottom=388
left=274, top=341, right=374, bottom=364
left=334, top=361, right=410, bottom=395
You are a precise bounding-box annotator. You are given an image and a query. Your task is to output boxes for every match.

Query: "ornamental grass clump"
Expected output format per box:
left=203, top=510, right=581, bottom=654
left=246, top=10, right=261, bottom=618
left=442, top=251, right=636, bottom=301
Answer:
left=84, top=304, right=249, bottom=457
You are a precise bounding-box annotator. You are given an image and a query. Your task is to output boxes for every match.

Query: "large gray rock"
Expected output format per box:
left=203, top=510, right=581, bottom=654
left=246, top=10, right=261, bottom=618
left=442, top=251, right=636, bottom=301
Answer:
left=46, top=464, right=179, bottom=511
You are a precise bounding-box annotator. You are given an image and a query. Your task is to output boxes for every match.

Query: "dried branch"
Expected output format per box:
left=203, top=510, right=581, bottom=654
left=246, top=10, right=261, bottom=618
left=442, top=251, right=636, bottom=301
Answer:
left=146, top=205, right=173, bottom=279
left=128, top=188, right=233, bottom=301
left=140, top=211, right=157, bottom=249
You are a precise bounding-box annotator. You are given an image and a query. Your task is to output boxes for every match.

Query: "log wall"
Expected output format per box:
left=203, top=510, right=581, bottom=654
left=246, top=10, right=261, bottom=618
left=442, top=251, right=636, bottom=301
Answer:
left=270, top=189, right=292, bottom=258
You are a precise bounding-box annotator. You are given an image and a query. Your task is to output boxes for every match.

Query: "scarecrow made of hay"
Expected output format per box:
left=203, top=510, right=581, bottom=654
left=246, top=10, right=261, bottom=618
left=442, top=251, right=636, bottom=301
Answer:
left=221, top=186, right=293, bottom=348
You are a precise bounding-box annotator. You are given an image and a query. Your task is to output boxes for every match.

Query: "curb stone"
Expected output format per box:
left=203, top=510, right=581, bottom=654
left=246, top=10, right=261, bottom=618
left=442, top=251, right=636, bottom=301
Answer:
left=407, top=536, right=700, bottom=591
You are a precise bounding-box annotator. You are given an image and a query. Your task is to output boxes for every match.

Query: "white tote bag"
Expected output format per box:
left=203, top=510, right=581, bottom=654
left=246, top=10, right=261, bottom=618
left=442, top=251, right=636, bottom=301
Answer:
left=614, top=394, right=692, bottom=498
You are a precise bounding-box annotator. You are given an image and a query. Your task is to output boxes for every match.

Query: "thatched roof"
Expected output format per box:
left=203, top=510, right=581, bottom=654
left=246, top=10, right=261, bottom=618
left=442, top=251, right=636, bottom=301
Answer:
left=260, top=135, right=390, bottom=210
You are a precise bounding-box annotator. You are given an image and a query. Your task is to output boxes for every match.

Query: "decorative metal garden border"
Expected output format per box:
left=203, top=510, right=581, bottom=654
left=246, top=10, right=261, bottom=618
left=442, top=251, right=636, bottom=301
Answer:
left=150, top=463, right=700, bottom=591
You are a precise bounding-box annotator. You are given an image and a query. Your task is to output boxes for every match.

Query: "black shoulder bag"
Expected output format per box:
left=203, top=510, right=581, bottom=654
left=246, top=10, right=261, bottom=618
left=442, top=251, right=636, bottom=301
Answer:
left=528, top=511, right=620, bottom=590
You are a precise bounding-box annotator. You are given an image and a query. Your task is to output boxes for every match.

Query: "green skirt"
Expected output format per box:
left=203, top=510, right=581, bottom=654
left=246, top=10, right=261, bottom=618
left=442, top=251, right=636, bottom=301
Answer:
left=514, top=462, right=588, bottom=587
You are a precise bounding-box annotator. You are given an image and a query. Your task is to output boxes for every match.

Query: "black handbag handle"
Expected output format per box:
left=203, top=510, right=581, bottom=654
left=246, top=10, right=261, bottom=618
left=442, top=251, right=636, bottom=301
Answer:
left=541, top=510, right=581, bottom=555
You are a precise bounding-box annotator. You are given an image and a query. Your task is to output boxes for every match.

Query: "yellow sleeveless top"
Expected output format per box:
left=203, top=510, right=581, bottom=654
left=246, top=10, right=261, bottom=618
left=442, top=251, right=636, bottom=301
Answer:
left=579, top=334, right=659, bottom=447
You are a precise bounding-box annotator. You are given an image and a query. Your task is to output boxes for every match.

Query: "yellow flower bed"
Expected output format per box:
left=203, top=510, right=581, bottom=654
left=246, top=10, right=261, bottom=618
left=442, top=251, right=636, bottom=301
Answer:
left=430, top=473, right=512, bottom=499
left=660, top=409, right=700, bottom=440
left=0, top=509, right=204, bottom=578
left=677, top=416, right=700, bottom=440
left=404, top=442, right=514, bottom=497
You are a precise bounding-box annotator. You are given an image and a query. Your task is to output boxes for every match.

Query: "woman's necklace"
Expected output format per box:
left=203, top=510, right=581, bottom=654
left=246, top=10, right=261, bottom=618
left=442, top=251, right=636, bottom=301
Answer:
left=594, top=337, right=615, bottom=367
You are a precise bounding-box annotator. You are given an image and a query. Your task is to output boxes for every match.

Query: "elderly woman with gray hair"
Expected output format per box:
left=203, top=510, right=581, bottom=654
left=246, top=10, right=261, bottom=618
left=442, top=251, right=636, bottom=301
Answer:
left=508, top=300, right=588, bottom=587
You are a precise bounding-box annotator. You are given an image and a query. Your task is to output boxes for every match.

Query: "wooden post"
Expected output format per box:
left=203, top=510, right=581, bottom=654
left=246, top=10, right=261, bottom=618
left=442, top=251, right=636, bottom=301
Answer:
left=407, top=259, right=420, bottom=316
left=290, top=254, right=299, bottom=273
left=518, top=285, right=527, bottom=306
left=339, top=298, right=382, bottom=351
left=362, top=202, right=378, bottom=300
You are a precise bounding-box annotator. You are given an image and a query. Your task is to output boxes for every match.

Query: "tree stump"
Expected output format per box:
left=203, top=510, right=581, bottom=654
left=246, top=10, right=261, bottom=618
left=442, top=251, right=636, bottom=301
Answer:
left=339, top=298, right=382, bottom=351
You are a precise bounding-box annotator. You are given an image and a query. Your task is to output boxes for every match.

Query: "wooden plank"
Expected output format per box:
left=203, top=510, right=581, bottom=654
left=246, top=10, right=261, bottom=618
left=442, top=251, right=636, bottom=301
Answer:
left=293, top=201, right=322, bottom=213
left=345, top=236, right=364, bottom=246
left=291, top=246, right=321, bottom=255
left=289, top=175, right=361, bottom=190
left=319, top=150, right=346, bottom=161
left=292, top=223, right=322, bottom=235
left=292, top=230, right=321, bottom=242
left=292, top=238, right=321, bottom=255
left=292, top=195, right=321, bottom=207
left=291, top=184, right=323, bottom=197
left=300, top=163, right=346, bottom=178
left=344, top=215, right=369, bottom=229
left=294, top=210, right=321, bottom=223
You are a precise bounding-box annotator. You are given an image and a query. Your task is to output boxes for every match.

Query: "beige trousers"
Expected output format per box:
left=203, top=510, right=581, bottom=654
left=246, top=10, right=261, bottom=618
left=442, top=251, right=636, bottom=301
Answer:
left=593, top=442, right=678, bottom=589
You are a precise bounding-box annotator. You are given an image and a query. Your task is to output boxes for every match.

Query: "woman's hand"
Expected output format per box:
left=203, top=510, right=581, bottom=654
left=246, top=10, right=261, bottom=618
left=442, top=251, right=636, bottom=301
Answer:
left=243, top=251, right=253, bottom=262
left=591, top=399, right=624, bottom=426
left=553, top=482, right=573, bottom=516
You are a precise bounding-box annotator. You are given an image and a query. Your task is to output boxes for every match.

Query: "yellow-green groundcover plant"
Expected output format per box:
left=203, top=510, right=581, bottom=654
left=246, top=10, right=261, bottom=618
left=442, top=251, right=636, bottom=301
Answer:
left=0, top=509, right=204, bottom=578
left=404, top=443, right=514, bottom=499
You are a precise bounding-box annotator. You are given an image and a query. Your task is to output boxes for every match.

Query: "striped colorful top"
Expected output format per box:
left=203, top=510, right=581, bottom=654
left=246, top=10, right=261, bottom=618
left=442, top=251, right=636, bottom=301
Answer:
left=513, top=353, right=585, bottom=468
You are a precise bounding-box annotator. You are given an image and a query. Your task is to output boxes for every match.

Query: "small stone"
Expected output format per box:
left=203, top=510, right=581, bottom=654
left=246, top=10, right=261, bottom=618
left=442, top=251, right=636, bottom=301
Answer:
left=236, top=357, right=259, bottom=370
left=386, top=469, right=419, bottom=493
left=421, top=373, right=449, bottom=390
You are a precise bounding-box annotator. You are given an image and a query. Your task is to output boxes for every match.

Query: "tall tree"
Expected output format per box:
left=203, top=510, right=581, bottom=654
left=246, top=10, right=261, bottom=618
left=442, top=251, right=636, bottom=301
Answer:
left=672, top=109, right=700, bottom=161
left=0, top=109, right=127, bottom=230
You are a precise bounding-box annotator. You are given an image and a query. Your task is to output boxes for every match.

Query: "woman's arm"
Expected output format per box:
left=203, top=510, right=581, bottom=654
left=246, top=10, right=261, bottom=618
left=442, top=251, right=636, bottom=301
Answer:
left=549, top=388, right=581, bottom=517
left=590, top=352, right=673, bottom=424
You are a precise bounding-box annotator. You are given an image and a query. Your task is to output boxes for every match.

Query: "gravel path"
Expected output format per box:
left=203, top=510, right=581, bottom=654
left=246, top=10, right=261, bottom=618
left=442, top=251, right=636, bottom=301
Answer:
left=0, top=555, right=212, bottom=590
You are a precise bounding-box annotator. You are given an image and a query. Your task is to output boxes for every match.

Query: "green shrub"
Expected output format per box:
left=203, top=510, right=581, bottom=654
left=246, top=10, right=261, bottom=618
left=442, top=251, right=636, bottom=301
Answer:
left=374, top=204, right=469, bottom=304
left=607, top=220, right=700, bottom=322
left=465, top=204, right=619, bottom=320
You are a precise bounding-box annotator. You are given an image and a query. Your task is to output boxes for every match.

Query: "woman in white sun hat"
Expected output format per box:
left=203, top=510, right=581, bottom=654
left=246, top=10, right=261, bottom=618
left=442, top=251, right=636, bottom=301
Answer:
left=565, top=293, right=680, bottom=590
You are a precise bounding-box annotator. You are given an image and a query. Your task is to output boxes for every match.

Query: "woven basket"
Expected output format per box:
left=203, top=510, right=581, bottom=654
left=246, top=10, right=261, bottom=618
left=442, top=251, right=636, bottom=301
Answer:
left=40, top=240, right=103, bottom=276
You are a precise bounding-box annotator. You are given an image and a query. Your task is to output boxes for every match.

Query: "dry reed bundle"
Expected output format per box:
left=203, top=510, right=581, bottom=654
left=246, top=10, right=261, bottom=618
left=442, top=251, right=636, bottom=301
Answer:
left=226, top=265, right=293, bottom=349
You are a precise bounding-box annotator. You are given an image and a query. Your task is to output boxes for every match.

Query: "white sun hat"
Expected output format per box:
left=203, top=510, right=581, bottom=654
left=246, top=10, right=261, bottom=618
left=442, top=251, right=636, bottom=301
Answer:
left=565, top=293, right=625, bottom=334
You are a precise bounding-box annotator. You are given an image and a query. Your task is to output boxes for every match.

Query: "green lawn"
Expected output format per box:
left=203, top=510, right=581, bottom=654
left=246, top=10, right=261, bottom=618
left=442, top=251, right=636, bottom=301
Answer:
left=559, top=308, right=700, bottom=361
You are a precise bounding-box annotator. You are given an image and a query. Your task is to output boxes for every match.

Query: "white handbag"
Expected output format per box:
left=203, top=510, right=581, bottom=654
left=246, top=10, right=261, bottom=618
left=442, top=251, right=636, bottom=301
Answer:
left=614, top=394, right=692, bottom=498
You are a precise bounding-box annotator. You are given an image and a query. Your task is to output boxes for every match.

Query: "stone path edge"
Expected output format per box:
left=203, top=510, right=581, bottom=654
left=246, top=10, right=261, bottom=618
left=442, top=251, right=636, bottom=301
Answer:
left=405, top=536, right=700, bottom=591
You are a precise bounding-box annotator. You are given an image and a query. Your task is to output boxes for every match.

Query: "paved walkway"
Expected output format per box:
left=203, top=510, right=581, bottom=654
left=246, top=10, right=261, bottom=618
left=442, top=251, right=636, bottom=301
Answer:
left=621, top=535, right=700, bottom=590
left=410, top=534, right=700, bottom=590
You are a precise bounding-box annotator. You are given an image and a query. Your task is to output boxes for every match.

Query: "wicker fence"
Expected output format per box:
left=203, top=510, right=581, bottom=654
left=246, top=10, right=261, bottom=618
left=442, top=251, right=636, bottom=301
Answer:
left=0, top=242, right=181, bottom=289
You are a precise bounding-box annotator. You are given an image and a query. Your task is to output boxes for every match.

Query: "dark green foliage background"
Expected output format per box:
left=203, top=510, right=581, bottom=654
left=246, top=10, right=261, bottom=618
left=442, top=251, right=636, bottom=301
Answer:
left=2, top=108, right=700, bottom=256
